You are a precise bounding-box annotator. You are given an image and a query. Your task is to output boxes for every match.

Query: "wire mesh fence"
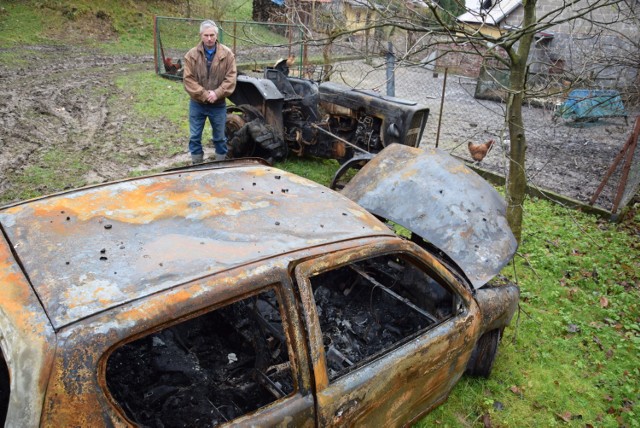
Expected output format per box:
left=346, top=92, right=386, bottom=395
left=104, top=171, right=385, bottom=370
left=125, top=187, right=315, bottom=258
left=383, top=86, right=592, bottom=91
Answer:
left=153, top=17, right=638, bottom=216
left=154, top=16, right=399, bottom=83
left=154, top=17, right=306, bottom=79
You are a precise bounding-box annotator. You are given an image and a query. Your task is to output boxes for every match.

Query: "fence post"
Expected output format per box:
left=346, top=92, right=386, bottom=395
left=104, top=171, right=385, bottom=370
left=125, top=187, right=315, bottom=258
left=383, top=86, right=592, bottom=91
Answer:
left=435, top=67, right=449, bottom=148
left=232, top=21, right=237, bottom=54
left=386, top=41, right=395, bottom=97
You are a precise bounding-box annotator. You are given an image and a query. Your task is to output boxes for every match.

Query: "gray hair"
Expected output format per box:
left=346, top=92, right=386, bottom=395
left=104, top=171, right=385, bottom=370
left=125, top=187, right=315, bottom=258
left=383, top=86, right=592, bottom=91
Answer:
left=200, top=20, right=218, bottom=35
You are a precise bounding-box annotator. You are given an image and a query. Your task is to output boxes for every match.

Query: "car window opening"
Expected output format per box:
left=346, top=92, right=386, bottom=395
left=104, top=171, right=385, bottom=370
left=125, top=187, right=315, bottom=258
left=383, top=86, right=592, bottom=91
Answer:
left=105, top=288, right=294, bottom=427
left=0, top=349, right=9, bottom=425
left=309, top=254, right=455, bottom=381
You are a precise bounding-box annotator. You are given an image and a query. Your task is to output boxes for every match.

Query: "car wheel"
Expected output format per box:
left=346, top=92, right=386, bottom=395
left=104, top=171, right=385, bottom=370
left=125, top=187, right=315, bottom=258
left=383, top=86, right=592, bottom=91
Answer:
left=465, top=328, right=502, bottom=378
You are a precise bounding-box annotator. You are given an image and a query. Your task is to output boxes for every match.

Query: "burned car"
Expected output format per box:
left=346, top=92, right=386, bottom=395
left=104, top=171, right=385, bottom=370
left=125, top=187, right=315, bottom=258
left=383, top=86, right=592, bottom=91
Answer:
left=0, top=145, right=518, bottom=427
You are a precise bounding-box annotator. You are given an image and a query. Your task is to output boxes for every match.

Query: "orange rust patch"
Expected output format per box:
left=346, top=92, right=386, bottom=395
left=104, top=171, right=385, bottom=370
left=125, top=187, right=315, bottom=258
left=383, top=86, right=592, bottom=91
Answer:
left=400, top=167, right=419, bottom=180
left=448, top=163, right=472, bottom=175
left=11, top=179, right=275, bottom=225
left=0, top=240, right=52, bottom=334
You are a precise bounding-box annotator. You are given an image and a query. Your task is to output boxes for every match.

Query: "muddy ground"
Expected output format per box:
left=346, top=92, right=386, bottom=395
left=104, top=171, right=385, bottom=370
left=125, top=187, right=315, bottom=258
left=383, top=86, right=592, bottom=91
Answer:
left=1, top=46, right=638, bottom=212
left=0, top=45, right=186, bottom=203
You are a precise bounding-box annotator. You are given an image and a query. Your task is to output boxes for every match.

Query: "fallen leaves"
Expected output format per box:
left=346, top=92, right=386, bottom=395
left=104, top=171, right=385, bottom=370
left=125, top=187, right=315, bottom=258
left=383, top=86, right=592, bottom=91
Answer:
left=566, top=323, right=580, bottom=334
left=482, top=413, right=492, bottom=428
left=509, top=385, right=524, bottom=398
left=555, top=411, right=583, bottom=423
left=592, top=335, right=603, bottom=350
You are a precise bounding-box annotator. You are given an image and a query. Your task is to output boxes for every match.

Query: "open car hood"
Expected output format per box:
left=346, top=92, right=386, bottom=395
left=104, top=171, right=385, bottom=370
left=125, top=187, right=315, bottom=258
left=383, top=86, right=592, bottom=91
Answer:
left=341, top=144, right=517, bottom=289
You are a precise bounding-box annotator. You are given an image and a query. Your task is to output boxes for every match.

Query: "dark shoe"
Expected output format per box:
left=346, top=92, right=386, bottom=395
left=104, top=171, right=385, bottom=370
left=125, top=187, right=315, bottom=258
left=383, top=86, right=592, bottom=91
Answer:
left=191, top=153, right=204, bottom=164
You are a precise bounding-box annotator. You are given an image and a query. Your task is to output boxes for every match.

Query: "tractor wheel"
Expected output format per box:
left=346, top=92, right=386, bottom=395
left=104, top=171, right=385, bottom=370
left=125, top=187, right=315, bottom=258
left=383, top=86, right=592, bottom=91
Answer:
left=225, top=106, right=266, bottom=158
left=226, top=113, right=246, bottom=137
left=226, top=105, right=288, bottom=162
left=329, top=153, right=374, bottom=190
left=465, top=328, right=502, bottom=378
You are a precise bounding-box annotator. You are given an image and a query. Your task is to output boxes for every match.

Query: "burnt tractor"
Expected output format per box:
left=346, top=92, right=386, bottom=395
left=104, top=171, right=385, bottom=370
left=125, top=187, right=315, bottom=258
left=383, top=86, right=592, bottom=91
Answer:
left=226, top=68, right=430, bottom=163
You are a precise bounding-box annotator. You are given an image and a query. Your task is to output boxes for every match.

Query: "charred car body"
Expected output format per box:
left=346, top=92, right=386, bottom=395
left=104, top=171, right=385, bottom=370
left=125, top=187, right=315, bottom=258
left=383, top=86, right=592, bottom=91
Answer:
left=225, top=68, right=429, bottom=162
left=0, top=145, right=517, bottom=427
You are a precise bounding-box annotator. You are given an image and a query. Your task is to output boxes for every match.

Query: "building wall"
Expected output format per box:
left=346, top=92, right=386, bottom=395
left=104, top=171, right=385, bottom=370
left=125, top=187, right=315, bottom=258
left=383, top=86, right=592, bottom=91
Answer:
left=343, top=3, right=369, bottom=32
left=443, top=0, right=638, bottom=87
left=506, top=0, right=639, bottom=87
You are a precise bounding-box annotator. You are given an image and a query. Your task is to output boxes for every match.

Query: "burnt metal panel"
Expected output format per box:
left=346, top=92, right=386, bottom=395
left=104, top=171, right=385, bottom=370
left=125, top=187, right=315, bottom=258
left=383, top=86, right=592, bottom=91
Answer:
left=474, top=284, right=520, bottom=333
left=318, top=82, right=430, bottom=147
left=294, top=239, right=482, bottom=426
left=41, top=261, right=318, bottom=426
left=231, top=75, right=285, bottom=103
left=0, top=233, right=56, bottom=427
left=0, top=165, right=391, bottom=329
left=341, top=144, right=517, bottom=288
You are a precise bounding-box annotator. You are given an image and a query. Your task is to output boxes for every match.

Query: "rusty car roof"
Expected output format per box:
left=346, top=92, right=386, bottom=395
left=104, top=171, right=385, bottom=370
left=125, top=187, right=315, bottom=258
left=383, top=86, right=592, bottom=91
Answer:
left=0, top=162, right=391, bottom=330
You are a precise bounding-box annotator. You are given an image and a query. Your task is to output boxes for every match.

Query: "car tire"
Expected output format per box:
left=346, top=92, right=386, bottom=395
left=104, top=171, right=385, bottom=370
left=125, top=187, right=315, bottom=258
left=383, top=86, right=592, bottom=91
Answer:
left=465, top=328, right=502, bottom=378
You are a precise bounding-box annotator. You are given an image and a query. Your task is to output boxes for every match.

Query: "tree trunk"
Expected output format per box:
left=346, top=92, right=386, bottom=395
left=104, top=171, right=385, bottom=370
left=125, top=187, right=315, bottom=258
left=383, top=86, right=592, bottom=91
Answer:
left=505, top=0, right=537, bottom=243
left=322, top=38, right=333, bottom=81
left=506, top=60, right=527, bottom=243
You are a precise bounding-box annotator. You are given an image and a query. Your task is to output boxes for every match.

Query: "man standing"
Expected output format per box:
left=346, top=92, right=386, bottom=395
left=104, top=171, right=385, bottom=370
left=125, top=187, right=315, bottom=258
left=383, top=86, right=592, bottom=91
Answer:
left=183, top=20, right=237, bottom=164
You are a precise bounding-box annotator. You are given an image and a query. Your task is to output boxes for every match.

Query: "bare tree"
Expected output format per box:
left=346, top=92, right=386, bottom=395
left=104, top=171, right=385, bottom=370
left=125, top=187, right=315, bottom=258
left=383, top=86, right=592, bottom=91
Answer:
left=304, top=0, right=637, bottom=241
left=274, top=0, right=350, bottom=81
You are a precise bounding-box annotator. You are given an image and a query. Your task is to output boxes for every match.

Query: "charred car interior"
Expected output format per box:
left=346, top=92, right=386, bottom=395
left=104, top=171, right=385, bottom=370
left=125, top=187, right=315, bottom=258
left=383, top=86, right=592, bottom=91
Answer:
left=106, top=288, right=293, bottom=427
left=105, top=254, right=458, bottom=427
left=310, top=254, right=456, bottom=381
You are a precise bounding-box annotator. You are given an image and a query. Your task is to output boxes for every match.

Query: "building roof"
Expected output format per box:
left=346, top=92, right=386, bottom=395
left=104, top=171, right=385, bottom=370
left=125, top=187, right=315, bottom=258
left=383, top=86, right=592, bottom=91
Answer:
left=343, top=0, right=370, bottom=7
left=0, top=161, right=389, bottom=329
left=457, top=0, right=522, bottom=26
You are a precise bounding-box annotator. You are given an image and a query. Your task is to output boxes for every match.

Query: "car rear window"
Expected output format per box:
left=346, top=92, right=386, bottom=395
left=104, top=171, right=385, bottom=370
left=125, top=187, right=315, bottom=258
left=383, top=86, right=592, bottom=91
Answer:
left=105, top=288, right=294, bottom=427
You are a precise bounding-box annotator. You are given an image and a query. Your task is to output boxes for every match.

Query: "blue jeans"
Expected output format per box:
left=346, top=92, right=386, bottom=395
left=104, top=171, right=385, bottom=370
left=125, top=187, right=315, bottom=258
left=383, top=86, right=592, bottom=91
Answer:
left=188, top=100, right=227, bottom=156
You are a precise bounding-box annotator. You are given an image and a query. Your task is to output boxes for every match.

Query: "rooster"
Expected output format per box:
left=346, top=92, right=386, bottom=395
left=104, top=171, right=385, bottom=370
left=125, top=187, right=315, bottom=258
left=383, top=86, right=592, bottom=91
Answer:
left=163, top=57, right=182, bottom=75
left=274, top=54, right=296, bottom=76
left=468, top=139, right=495, bottom=162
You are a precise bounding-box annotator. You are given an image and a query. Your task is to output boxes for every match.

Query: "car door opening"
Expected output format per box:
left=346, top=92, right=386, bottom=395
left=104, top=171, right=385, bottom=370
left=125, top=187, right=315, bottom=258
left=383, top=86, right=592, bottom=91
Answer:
left=308, top=254, right=457, bottom=381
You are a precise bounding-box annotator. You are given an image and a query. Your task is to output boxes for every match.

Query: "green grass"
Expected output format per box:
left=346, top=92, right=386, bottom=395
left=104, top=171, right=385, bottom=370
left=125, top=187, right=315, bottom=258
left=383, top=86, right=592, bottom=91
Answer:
left=6, top=148, right=90, bottom=202
left=111, top=70, right=210, bottom=158
left=275, top=157, right=341, bottom=187
left=0, top=2, right=49, bottom=45
left=416, top=199, right=640, bottom=427
left=125, top=73, right=187, bottom=119
left=0, top=0, right=252, bottom=53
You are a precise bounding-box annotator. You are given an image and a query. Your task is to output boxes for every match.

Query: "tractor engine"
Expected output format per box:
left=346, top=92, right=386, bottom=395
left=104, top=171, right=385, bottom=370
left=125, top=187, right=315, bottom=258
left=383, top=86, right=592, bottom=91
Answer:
left=226, top=69, right=429, bottom=163
left=352, top=114, right=382, bottom=152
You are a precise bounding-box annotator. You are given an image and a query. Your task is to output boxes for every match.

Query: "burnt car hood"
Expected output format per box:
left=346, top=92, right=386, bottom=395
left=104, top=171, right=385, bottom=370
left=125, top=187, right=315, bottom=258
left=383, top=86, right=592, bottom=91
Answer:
left=341, top=144, right=517, bottom=289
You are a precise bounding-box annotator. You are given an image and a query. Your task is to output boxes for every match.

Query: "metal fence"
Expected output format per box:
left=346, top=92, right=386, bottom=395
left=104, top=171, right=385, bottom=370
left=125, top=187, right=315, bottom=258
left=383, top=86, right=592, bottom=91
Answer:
left=154, top=16, right=428, bottom=88
left=153, top=17, right=639, bottom=216
left=154, top=17, right=306, bottom=80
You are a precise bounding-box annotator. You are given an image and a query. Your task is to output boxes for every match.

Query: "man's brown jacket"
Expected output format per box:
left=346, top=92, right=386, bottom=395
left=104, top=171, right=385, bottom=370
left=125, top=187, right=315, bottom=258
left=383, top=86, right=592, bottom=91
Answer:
left=183, top=41, right=237, bottom=104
